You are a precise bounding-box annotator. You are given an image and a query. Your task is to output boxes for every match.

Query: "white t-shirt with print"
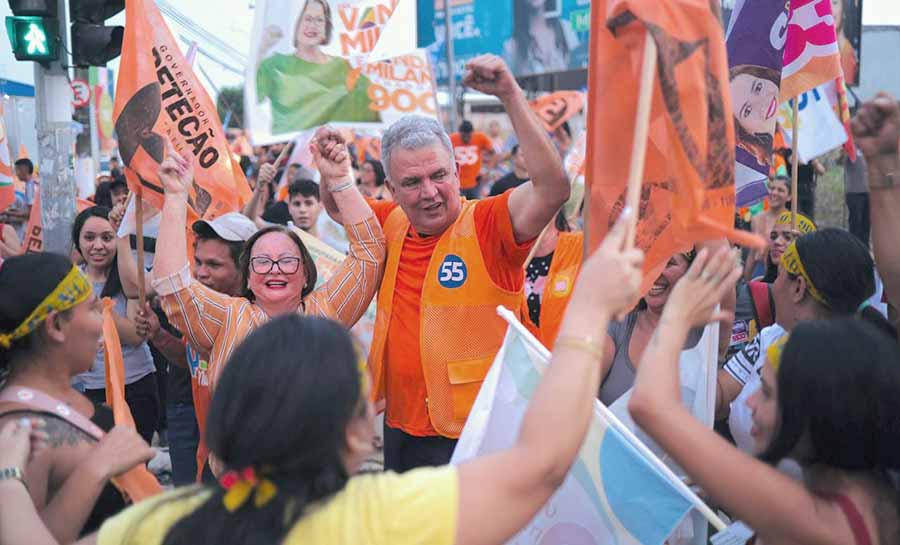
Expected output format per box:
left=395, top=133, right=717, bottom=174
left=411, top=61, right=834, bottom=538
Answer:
left=724, top=324, right=786, bottom=453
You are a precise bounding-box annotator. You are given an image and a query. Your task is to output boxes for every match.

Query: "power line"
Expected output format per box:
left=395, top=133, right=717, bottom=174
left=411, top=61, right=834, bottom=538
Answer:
left=178, top=35, right=245, bottom=76
left=156, top=0, right=248, bottom=67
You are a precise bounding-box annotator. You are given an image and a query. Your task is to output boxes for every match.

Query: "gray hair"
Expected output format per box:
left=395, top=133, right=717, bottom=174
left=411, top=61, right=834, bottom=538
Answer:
left=380, top=115, right=455, bottom=180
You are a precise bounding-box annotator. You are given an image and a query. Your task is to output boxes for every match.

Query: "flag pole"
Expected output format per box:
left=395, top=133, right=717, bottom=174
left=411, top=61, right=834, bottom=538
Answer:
left=623, top=32, right=658, bottom=250
left=495, top=306, right=728, bottom=532
left=790, top=97, right=800, bottom=232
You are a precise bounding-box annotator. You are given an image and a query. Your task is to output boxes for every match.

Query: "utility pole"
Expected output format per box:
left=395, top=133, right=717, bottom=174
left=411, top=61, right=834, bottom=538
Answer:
left=443, top=0, right=457, bottom=133
left=34, top=0, right=76, bottom=255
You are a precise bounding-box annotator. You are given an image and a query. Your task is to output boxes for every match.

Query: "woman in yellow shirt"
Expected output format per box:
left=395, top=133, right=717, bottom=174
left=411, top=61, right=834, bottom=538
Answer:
left=1, top=211, right=694, bottom=545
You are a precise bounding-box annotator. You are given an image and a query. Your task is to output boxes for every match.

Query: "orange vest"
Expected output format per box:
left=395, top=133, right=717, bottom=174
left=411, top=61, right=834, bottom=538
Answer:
left=522, top=231, right=584, bottom=349
left=368, top=201, right=523, bottom=438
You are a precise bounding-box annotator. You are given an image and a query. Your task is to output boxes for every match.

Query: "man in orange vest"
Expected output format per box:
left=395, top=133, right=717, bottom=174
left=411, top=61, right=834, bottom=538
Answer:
left=321, top=55, right=570, bottom=471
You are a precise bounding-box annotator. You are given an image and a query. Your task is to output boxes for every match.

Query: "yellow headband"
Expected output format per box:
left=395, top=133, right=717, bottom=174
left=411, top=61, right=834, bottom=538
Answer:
left=781, top=242, right=828, bottom=307
left=767, top=335, right=790, bottom=374
left=0, top=266, right=92, bottom=349
left=775, top=211, right=816, bottom=235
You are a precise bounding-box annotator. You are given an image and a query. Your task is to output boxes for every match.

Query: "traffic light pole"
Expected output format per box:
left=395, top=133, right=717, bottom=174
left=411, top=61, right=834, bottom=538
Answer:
left=34, top=0, right=76, bottom=255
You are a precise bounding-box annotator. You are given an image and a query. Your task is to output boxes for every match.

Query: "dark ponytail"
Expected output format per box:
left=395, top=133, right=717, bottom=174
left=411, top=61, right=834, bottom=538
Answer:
left=149, top=315, right=362, bottom=545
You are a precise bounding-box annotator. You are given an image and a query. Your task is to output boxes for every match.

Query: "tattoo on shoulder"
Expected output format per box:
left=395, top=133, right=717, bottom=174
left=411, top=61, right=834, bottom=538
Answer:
left=42, top=417, right=95, bottom=448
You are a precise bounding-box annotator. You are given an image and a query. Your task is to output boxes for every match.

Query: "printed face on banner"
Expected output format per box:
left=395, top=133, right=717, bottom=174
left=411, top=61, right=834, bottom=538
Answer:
left=725, top=0, right=788, bottom=208
left=248, top=0, right=432, bottom=145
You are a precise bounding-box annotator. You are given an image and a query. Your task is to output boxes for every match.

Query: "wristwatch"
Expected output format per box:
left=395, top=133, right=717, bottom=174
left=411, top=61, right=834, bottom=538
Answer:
left=0, top=466, right=27, bottom=491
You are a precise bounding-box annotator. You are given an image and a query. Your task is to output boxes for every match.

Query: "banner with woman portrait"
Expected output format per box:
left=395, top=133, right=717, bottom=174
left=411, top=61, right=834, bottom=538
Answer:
left=247, top=0, right=435, bottom=145
left=725, top=0, right=788, bottom=208
left=418, top=0, right=591, bottom=83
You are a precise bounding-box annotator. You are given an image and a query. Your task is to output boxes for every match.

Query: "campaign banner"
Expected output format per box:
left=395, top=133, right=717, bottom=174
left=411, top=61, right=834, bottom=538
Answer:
left=780, top=0, right=842, bottom=102
left=835, top=0, right=862, bottom=86
left=289, top=224, right=377, bottom=354
left=247, top=0, right=432, bottom=145
left=725, top=0, right=788, bottom=208
left=89, top=67, right=117, bottom=156
left=0, top=101, right=13, bottom=213
left=418, top=0, right=591, bottom=83
left=777, top=83, right=847, bottom=164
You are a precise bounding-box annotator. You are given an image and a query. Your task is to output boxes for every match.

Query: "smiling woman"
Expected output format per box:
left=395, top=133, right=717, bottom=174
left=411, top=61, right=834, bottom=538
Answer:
left=152, top=134, right=384, bottom=420
left=70, top=206, right=158, bottom=445
left=254, top=0, right=381, bottom=134
left=729, top=64, right=780, bottom=168
left=598, top=251, right=706, bottom=406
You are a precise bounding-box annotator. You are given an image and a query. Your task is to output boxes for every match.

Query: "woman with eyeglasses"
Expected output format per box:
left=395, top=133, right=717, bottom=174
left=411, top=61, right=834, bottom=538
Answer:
left=254, top=0, right=381, bottom=134
left=152, top=133, right=385, bottom=403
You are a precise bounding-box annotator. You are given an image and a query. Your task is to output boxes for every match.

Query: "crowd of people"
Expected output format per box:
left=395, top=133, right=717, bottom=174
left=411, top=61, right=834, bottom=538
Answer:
left=0, top=53, right=899, bottom=545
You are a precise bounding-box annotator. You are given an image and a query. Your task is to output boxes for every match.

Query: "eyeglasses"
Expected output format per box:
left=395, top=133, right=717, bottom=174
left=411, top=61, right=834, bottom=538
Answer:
left=250, top=256, right=302, bottom=275
left=302, top=15, right=326, bottom=26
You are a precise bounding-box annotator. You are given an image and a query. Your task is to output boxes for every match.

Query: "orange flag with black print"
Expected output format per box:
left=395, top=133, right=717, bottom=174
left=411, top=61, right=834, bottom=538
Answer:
left=529, top=91, right=585, bottom=133
left=101, top=298, right=162, bottom=502
left=113, top=0, right=251, bottom=222
left=21, top=193, right=93, bottom=253
left=585, top=0, right=763, bottom=293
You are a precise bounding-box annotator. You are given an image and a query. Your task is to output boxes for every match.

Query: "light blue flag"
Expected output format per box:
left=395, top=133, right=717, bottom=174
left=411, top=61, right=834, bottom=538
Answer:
left=452, top=308, right=711, bottom=545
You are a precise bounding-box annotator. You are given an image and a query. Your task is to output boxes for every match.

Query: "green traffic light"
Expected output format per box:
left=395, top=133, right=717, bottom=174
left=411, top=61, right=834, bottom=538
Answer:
left=24, top=23, right=47, bottom=54
left=5, top=16, right=58, bottom=61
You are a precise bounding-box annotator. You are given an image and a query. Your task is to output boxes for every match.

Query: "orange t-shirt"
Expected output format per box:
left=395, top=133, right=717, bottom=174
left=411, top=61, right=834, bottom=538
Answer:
left=450, top=132, right=493, bottom=190
left=370, top=193, right=532, bottom=436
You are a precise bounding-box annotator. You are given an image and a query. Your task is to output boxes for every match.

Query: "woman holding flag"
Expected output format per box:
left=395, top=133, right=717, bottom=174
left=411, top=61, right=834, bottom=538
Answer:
left=70, top=206, right=159, bottom=444
left=0, top=253, right=154, bottom=542
left=629, top=246, right=900, bottom=545
left=152, top=132, right=384, bottom=397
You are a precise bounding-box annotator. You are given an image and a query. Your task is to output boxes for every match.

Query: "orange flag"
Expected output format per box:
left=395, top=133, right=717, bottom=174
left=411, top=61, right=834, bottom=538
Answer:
left=22, top=193, right=93, bottom=253
left=0, top=102, right=14, bottom=213
left=529, top=91, right=586, bottom=133
left=101, top=298, right=162, bottom=501
left=113, top=0, right=251, bottom=222
left=585, top=0, right=763, bottom=293
left=17, top=143, right=27, bottom=160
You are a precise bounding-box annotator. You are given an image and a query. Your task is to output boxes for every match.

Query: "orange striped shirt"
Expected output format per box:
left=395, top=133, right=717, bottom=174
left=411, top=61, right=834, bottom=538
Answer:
left=154, top=217, right=385, bottom=390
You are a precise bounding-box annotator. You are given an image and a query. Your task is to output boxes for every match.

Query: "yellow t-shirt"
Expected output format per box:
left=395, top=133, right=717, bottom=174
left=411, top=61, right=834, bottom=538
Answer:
left=97, top=467, right=458, bottom=545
